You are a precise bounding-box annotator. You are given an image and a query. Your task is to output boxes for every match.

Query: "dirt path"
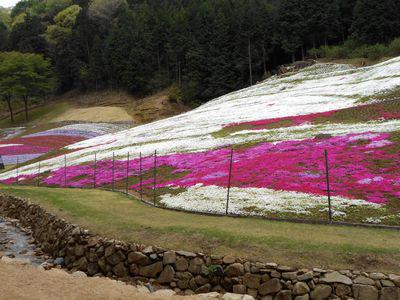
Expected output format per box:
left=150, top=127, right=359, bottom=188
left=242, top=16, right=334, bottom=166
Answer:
left=0, top=260, right=210, bottom=300
left=51, top=106, right=134, bottom=123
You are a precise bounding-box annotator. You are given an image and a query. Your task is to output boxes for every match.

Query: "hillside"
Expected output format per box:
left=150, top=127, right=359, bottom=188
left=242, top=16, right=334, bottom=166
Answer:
left=1, top=58, right=400, bottom=225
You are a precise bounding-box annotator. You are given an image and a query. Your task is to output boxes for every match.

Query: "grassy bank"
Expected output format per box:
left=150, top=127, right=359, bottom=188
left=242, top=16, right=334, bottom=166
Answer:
left=1, top=185, right=399, bottom=273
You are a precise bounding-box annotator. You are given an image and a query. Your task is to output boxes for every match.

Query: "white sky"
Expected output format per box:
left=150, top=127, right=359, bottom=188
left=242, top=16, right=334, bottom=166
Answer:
left=0, top=0, right=19, bottom=8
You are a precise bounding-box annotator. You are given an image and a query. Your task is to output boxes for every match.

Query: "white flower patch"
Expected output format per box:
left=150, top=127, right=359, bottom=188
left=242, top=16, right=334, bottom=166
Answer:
left=159, top=185, right=380, bottom=216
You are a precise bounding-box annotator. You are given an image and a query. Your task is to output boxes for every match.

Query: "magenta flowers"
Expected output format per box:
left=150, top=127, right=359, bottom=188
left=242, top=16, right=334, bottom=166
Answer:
left=14, top=130, right=398, bottom=205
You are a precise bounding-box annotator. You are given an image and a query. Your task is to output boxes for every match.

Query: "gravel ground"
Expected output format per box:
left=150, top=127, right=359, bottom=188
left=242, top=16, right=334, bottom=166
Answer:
left=0, top=259, right=209, bottom=300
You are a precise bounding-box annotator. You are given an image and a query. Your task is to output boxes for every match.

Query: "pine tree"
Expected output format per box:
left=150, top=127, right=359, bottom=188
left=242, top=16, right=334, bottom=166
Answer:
left=351, top=0, right=400, bottom=44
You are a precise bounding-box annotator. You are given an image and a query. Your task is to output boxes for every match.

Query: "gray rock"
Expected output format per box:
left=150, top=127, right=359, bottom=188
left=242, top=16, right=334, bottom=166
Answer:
left=282, top=272, right=298, bottom=280
left=259, top=278, right=282, bottom=296
left=158, top=265, right=175, bottom=283
left=354, top=276, right=375, bottom=285
left=232, top=284, right=247, bottom=294
left=278, top=266, right=295, bottom=272
left=104, top=244, right=115, bottom=257
left=369, top=273, right=387, bottom=280
left=389, top=274, right=400, bottom=287
left=139, top=261, right=163, bottom=278
left=381, top=280, right=396, bottom=287
left=243, top=273, right=261, bottom=289
left=293, top=282, right=310, bottom=295
left=297, top=271, right=314, bottom=281
left=176, top=257, right=189, bottom=271
left=225, top=263, right=244, bottom=277
left=266, top=263, right=278, bottom=269
left=271, top=271, right=281, bottom=278
left=195, top=284, right=212, bottom=294
left=188, top=257, right=204, bottom=274
left=74, top=245, right=85, bottom=257
left=320, top=271, right=352, bottom=285
left=163, top=251, right=176, bottom=265
left=275, top=290, right=292, bottom=300
left=128, top=252, right=151, bottom=266
left=295, top=295, right=309, bottom=300
left=176, top=250, right=197, bottom=258
left=223, top=256, right=236, bottom=264
left=72, top=271, right=87, bottom=278
left=310, top=284, right=332, bottom=300
left=335, top=283, right=351, bottom=297
left=54, top=257, right=64, bottom=266
left=112, top=262, right=128, bottom=277
left=380, top=287, right=400, bottom=300
left=352, top=284, right=378, bottom=300
left=106, top=251, right=125, bottom=266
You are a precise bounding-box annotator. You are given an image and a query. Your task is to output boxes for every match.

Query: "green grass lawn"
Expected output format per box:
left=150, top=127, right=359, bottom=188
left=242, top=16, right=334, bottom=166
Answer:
left=1, top=185, right=400, bottom=273
left=0, top=101, right=70, bottom=129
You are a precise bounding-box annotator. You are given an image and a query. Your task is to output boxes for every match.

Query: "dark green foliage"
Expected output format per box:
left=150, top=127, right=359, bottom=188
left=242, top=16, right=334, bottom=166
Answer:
left=0, top=21, right=7, bottom=51
left=3, top=0, right=399, bottom=106
left=351, top=0, right=400, bottom=44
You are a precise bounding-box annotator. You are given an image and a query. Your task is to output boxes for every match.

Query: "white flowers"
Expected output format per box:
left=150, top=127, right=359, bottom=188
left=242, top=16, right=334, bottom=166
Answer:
left=159, top=185, right=380, bottom=216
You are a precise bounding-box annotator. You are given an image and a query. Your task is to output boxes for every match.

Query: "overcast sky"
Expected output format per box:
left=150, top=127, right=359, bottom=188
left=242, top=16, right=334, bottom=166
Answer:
left=0, top=0, right=19, bottom=8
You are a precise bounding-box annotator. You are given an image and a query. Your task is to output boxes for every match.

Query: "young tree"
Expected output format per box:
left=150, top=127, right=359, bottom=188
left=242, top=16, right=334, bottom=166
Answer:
left=0, top=51, right=54, bottom=122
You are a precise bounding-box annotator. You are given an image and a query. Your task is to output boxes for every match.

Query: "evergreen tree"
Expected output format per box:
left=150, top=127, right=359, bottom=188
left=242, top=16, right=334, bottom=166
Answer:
left=351, top=0, right=400, bottom=44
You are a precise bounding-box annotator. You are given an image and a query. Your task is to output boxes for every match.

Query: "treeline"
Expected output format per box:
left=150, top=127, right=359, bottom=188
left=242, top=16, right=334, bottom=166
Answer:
left=0, top=0, right=400, bottom=106
left=310, top=38, right=400, bottom=61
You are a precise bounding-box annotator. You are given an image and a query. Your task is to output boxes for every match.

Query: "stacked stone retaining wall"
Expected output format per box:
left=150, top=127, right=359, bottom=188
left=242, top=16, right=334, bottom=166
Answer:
left=0, top=194, right=399, bottom=300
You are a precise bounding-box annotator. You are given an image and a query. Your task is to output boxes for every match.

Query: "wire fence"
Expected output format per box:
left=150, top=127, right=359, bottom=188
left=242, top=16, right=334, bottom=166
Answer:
left=4, top=148, right=399, bottom=229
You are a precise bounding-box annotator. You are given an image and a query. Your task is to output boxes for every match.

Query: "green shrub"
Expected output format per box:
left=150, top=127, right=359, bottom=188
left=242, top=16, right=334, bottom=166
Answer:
left=350, top=45, right=368, bottom=59
left=324, top=45, right=349, bottom=59
left=308, top=47, right=324, bottom=58
left=389, top=37, right=400, bottom=55
left=365, top=44, right=389, bottom=60
left=168, top=85, right=182, bottom=103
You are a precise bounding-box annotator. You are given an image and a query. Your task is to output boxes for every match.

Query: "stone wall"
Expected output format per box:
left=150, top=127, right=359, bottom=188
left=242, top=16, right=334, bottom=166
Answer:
left=0, top=194, right=399, bottom=300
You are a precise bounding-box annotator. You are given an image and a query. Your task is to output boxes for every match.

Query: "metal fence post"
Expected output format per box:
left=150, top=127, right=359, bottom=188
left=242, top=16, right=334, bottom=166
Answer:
left=112, top=152, right=115, bottom=191
left=93, top=153, right=97, bottom=189
left=139, top=152, right=143, bottom=201
left=153, top=150, right=157, bottom=206
left=324, top=149, right=332, bottom=223
left=64, top=155, right=67, bottom=188
left=16, top=156, right=19, bottom=185
left=126, top=152, right=130, bottom=194
left=37, top=161, right=41, bottom=187
left=226, top=148, right=234, bottom=215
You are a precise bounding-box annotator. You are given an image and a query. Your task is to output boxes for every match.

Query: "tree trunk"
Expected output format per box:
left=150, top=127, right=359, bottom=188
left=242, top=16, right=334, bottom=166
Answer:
left=157, top=47, right=161, bottom=72
left=248, top=37, right=253, bottom=85
left=5, top=94, right=14, bottom=123
left=301, top=46, right=305, bottom=61
left=292, top=53, right=296, bottom=63
left=262, top=45, right=267, bottom=76
left=23, top=95, right=29, bottom=121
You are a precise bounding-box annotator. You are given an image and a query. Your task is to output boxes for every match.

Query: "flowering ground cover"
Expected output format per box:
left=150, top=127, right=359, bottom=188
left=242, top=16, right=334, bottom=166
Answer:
left=0, top=123, right=126, bottom=166
left=1, top=59, right=400, bottom=225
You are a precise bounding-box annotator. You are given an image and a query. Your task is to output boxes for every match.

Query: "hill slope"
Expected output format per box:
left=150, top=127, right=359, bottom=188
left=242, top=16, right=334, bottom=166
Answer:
left=1, top=58, right=400, bottom=225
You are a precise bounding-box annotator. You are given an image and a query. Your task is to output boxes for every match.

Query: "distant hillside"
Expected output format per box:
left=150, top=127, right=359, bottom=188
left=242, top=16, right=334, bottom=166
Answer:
left=1, top=58, right=399, bottom=225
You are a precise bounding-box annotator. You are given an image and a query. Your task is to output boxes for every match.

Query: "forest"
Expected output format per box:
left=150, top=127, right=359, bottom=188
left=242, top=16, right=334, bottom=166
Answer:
left=0, top=0, right=400, bottom=106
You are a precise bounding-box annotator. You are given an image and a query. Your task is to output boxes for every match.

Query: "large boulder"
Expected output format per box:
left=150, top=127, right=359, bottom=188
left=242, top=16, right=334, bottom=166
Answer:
left=139, top=261, right=163, bottom=277
left=293, top=282, right=310, bottom=295
left=352, top=284, right=378, bottom=300
left=158, top=265, right=175, bottom=283
left=320, top=271, right=352, bottom=285
left=128, top=252, right=151, bottom=266
left=310, top=284, right=332, bottom=300
left=225, top=263, right=244, bottom=277
left=259, top=278, right=282, bottom=296
left=243, top=273, right=261, bottom=289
